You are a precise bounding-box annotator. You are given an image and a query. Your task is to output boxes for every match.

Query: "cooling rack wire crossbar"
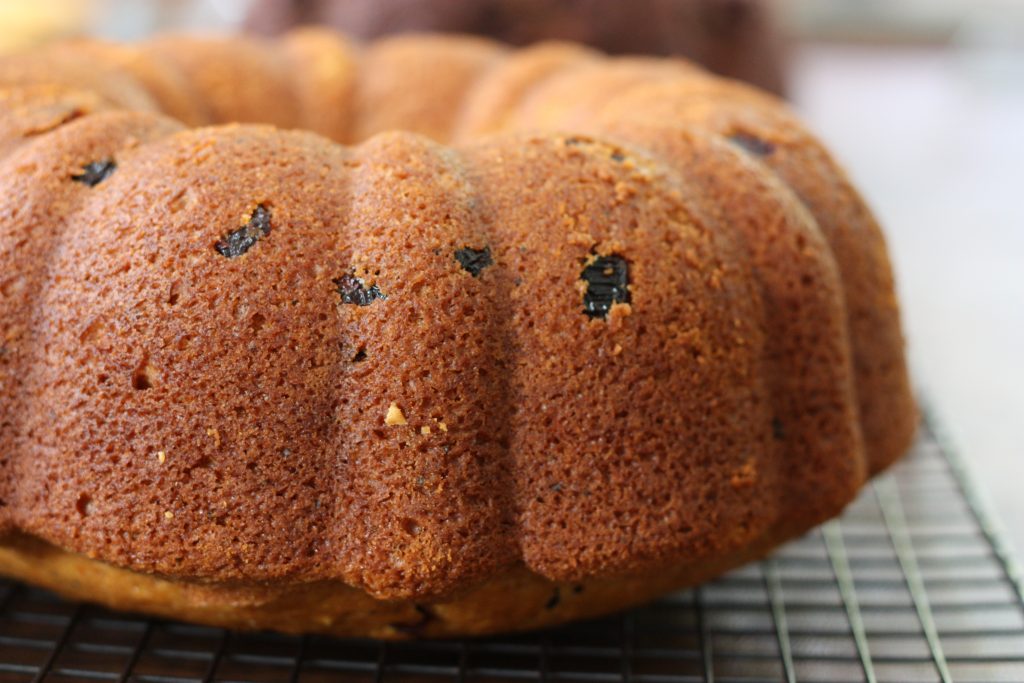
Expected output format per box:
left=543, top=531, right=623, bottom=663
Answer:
left=0, top=410, right=1021, bottom=683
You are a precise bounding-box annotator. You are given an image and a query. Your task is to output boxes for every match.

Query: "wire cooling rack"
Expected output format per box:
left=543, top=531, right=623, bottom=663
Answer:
left=0, top=413, right=1021, bottom=683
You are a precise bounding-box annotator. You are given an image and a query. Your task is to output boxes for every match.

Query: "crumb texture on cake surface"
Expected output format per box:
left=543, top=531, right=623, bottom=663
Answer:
left=0, top=29, right=916, bottom=635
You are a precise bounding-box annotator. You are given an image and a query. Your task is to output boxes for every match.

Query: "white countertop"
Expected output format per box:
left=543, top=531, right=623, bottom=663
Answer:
left=790, top=43, right=1024, bottom=556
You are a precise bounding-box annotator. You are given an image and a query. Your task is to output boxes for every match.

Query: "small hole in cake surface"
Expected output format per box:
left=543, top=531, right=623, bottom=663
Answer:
left=352, top=347, right=367, bottom=362
left=71, top=159, right=116, bottom=187
left=581, top=254, right=630, bottom=319
left=334, top=272, right=386, bottom=306
left=250, top=312, right=266, bottom=334
left=75, top=493, right=93, bottom=517
left=131, top=361, right=159, bottom=391
left=729, top=132, right=776, bottom=157
left=454, top=246, right=493, bottom=277
left=215, top=204, right=272, bottom=258
left=772, top=417, right=785, bottom=440
left=400, top=517, right=422, bottom=536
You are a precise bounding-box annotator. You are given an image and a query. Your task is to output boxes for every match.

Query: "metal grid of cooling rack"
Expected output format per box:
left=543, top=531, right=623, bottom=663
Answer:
left=0, top=413, right=1021, bottom=683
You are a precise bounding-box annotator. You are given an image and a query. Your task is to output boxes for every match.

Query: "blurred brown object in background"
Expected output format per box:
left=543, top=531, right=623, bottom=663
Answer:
left=246, top=0, right=786, bottom=95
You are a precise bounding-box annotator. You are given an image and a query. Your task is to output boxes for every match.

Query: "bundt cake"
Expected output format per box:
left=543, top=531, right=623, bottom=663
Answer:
left=0, top=29, right=916, bottom=638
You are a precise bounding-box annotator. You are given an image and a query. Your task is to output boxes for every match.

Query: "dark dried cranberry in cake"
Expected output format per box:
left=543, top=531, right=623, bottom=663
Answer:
left=729, top=132, right=775, bottom=157
left=71, top=159, right=116, bottom=187
left=334, top=272, right=387, bottom=306
left=581, top=254, right=630, bottom=319
left=215, top=204, right=272, bottom=258
left=454, top=246, right=493, bottom=277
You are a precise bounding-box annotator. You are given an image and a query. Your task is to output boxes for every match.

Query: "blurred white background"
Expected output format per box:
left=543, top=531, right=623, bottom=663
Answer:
left=786, top=0, right=1024, bottom=557
left=793, top=42, right=1024, bottom=556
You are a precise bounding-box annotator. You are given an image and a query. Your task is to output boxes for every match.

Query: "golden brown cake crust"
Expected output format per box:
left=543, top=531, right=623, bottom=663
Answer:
left=0, top=513, right=809, bottom=639
left=0, top=30, right=916, bottom=637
